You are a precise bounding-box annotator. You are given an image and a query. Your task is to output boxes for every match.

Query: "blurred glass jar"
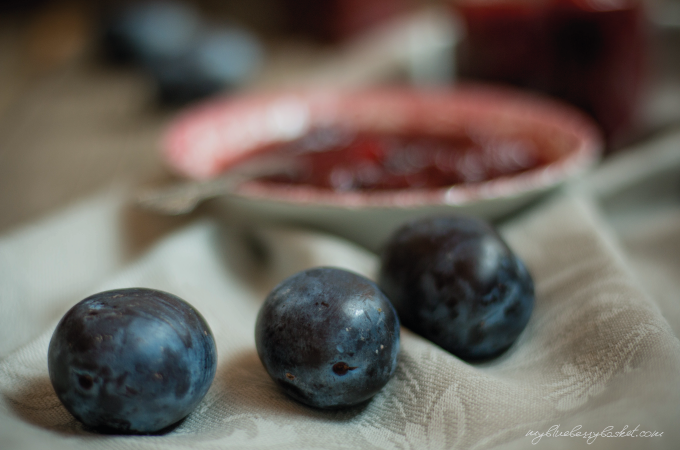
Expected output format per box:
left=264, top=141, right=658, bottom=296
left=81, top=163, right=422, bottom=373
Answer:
left=452, top=0, right=649, bottom=148
left=280, top=0, right=411, bottom=41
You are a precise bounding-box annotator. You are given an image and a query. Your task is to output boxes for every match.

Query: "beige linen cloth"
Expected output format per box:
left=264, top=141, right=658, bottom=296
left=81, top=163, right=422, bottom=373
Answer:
left=1, top=130, right=680, bottom=450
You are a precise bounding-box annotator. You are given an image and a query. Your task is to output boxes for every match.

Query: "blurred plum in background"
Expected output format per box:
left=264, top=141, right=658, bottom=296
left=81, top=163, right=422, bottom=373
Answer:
left=102, top=1, right=201, bottom=64
left=102, top=1, right=263, bottom=105
left=147, top=26, right=263, bottom=104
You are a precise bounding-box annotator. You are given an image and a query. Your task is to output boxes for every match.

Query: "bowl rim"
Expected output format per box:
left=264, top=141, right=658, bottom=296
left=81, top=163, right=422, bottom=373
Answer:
left=163, top=84, right=603, bottom=210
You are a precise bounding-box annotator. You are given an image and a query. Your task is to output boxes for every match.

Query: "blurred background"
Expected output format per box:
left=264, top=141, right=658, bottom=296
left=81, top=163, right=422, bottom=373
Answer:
left=1, top=0, right=679, bottom=233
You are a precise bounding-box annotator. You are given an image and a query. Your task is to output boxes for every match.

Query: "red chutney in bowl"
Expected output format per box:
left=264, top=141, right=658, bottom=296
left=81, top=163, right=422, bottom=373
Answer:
left=163, top=86, right=602, bottom=211
left=257, top=128, right=554, bottom=192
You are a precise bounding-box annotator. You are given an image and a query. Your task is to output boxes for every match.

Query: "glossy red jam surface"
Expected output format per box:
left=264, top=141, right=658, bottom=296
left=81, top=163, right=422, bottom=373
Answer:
left=454, top=0, right=648, bottom=147
left=257, top=128, right=554, bottom=191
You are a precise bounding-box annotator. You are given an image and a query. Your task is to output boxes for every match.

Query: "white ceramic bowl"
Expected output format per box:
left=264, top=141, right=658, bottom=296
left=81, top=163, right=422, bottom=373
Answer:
left=163, top=85, right=602, bottom=251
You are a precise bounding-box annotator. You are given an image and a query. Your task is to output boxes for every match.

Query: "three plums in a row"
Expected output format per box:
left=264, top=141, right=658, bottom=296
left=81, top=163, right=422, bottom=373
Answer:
left=48, top=215, right=534, bottom=434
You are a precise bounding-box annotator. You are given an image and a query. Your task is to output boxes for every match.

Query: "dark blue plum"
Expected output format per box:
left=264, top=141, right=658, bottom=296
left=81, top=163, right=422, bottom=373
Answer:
left=47, top=288, right=217, bottom=434
left=100, top=1, right=263, bottom=105
left=102, top=1, right=201, bottom=65
left=148, top=26, right=263, bottom=105
left=148, top=54, right=225, bottom=105
left=378, top=216, right=534, bottom=360
left=255, top=267, right=400, bottom=409
left=191, top=27, right=263, bottom=87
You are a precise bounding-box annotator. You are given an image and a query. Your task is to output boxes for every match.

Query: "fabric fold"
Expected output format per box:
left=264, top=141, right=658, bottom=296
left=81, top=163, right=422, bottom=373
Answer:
left=1, top=182, right=679, bottom=448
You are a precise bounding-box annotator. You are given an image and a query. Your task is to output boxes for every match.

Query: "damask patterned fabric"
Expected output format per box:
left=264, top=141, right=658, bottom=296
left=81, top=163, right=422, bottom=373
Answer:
left=1, top=131, right=680, bottom=449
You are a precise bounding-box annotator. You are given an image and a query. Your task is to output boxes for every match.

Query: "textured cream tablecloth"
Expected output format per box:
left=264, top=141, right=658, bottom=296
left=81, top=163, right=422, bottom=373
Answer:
left=1, top=130, right=680, bottom=450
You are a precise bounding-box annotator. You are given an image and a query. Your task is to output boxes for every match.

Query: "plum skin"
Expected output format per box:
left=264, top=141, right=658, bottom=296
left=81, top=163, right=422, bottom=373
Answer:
left=255, top=267, right=400, bottom=409
left=378, top=216, right=534, bottom=360
left=47, top=288, right=217, bottom=434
